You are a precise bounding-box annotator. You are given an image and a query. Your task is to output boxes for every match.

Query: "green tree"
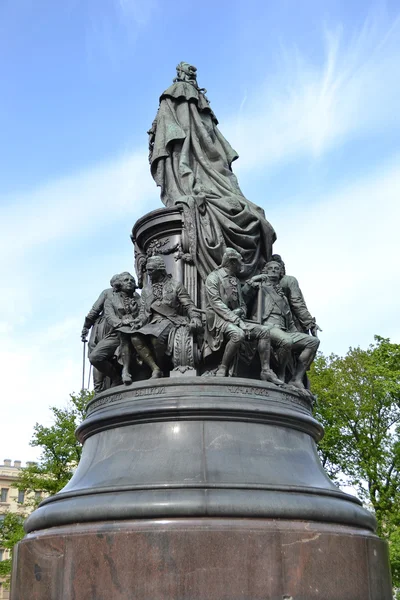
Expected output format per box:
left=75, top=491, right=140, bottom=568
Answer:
left=0, top=512, right=26, bottom=586
left=17, top=390, right=93, bottom=501
left=0, top=390, right=93, bottom=587
left=309, top=336, right=400, bottom=587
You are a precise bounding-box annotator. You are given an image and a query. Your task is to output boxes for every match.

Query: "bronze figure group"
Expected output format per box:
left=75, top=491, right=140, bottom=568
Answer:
left=82, top=63, right=321, bottom=397
left=82, top=250, right=320, bottom=396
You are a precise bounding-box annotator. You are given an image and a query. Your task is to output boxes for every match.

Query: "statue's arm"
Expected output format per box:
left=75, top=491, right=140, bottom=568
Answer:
left=286, top=277, right=316, bottom=330
left=206, top=276, right=241, bottom=324
left=83, top=289, right=107, bottom=328
left=104, top=298, right=123, bottom=329
left=176, top=284, right=202, bottom=325
left=137, top=292, right=149, bottom=327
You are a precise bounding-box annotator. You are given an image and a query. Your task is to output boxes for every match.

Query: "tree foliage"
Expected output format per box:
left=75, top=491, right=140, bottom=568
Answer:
left=16, top=390, right=93, bottom=501
left=0, top=512, right=26, bottom=583
left=0, top=391, right=92, bottom=588
left=309, top=336, right=400, bottom=586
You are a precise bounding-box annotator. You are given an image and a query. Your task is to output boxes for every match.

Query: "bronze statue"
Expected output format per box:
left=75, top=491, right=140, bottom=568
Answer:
left=81, top=274, right=120, bottom=393
left=246, top=261, right=320, bottom=391
left=148, top=62, right=276, bottom=280
left=131, top=255, right=202, bottom=379
left=89, top=272, right=140, bottom=387
left=204, top=248, right=282, bottom=383
left=271, top=254, right=322, bottom=336
left=103, top=272, right=141, bottom=385
left=82, top=65, right=321, bottom=394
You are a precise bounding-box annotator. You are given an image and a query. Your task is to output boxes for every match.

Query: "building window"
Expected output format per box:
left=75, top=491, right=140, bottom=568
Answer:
left=0, top=549, right=4, bottom=561
left=0, top=488, right=8, bottom=502
left=35, top=491, right=42, bottom=501
left=17, top=490, right=25, bottom=504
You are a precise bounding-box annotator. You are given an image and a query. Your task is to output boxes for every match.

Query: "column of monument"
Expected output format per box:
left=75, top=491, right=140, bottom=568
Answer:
left=11, top=62, right=392, bottom=600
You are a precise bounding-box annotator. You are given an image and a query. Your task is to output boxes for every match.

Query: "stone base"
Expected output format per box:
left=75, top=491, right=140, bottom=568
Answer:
left=12, top=518, right=391, bottom=600
left=24, top=378, right=375, bottom=532
left=16, top=378, right=392, bottom=597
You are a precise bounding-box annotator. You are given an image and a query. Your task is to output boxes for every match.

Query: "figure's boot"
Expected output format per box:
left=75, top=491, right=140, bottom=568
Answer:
left=274, top=345, right=290, bottom=382
left=258, top=338, right=284, bottom=385
left=289, top=347, right=316, bottom=390
left=120, top=341, right=132, bottom=385
left=92, top=360, right=122, bottom=389
left=216, top=340, right=240, bottom=377
left=131, top=335, right=162, bottom=379
left=92, top=367, right=105, bottom=394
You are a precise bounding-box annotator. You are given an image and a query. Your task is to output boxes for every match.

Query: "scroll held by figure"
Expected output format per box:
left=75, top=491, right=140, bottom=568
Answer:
left=148, top=62, right=276, bottom=280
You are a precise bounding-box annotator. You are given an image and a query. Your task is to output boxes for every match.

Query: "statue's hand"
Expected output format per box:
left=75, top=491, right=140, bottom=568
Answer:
left=122, top=316, right=134, bottom=326
left=81, top=327, right=89, bottom=342
left=232, top=307, right=246, bottom=318
left=189, top=317, right=203, bottom=334
left=310, top=323, right=322, bottom=337
left=247, top=274, right=266, bottom=287
left=194, top=192, right=207, bottom=214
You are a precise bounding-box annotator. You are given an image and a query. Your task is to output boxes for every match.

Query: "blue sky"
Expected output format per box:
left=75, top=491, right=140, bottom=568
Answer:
left=1, top=0, right=399, bottom=462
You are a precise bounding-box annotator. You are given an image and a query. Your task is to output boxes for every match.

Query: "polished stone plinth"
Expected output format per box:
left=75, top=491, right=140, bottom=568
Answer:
left=12, top=378, right=392, bottom=598
left=12, top=519, right=391, bottom=600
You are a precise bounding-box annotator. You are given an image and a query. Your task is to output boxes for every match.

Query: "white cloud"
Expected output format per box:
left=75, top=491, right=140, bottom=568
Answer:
left=0, top=317, right=83, bottom=462
left=270, top=156, right=400, bottom=354
left=0, top=149, right=159, bottom=336
left=85, top=0, right=157, bottom=68
left=118, top=0, right=157, bottom=27
left=0, top=149, right=154, bottom=259
left=226, top=11, right=400, bottom=171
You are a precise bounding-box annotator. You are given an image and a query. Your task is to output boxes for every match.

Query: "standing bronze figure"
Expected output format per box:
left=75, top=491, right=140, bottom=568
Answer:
left=81, top=274, right=120, bottom=392
left=148, top=62, right=276, bottom=280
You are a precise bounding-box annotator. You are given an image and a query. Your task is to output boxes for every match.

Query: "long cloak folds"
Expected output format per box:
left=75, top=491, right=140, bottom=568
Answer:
left=149, top=81, right=276, bottom=280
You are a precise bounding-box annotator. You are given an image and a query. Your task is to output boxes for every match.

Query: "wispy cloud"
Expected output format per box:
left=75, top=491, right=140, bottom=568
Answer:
left=270, top=155, right=400, bottom=354
left=85, top=0, right=157, bottom=68
left=118, top=0, right=157, bottom=27
left=0, top=317, right=83, bottom=462
left=0, top=149, right=158, bottom=331
left=227, top=11, right=400, bottom=170
left=0, top=149, right=155, bottom=259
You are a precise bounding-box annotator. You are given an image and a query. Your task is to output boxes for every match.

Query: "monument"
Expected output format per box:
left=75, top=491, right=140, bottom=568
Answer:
left=11, top=63, right=391, bottom=599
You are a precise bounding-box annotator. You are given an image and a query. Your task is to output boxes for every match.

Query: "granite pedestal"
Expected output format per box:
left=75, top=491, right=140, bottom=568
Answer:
left=11, top=378, right=392, bottom=599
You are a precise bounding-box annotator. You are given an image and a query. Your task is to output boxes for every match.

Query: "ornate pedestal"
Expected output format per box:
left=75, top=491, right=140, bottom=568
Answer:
left=12, top=379, right=392, bottom=599
left=132, top=206, right=200, bottom=302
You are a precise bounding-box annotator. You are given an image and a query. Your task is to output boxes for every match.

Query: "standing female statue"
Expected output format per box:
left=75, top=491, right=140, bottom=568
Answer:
left=148, top=62, right=276, bottom=280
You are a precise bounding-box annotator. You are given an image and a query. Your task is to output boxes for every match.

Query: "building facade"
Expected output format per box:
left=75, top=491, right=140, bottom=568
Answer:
left=0, top=459, right=40, bottom=600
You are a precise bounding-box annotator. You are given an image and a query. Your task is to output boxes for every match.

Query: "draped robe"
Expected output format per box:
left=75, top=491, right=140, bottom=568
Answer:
left=149, top=81, right=276, bottom=280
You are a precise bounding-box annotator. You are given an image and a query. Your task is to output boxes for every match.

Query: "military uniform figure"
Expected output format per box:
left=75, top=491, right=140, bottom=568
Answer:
left=89, top=272, right=140, bottom=388
left=81, top=274, right=119, bottom=393
left=246, top=261, right=320, bottom=390
left=271, top=254, right=321, bottom=336
left=205, top=248, right=282, bottom=383
left=131, top=255, right=201, bottom=378
left=103, top=273, right=141, bottom=385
